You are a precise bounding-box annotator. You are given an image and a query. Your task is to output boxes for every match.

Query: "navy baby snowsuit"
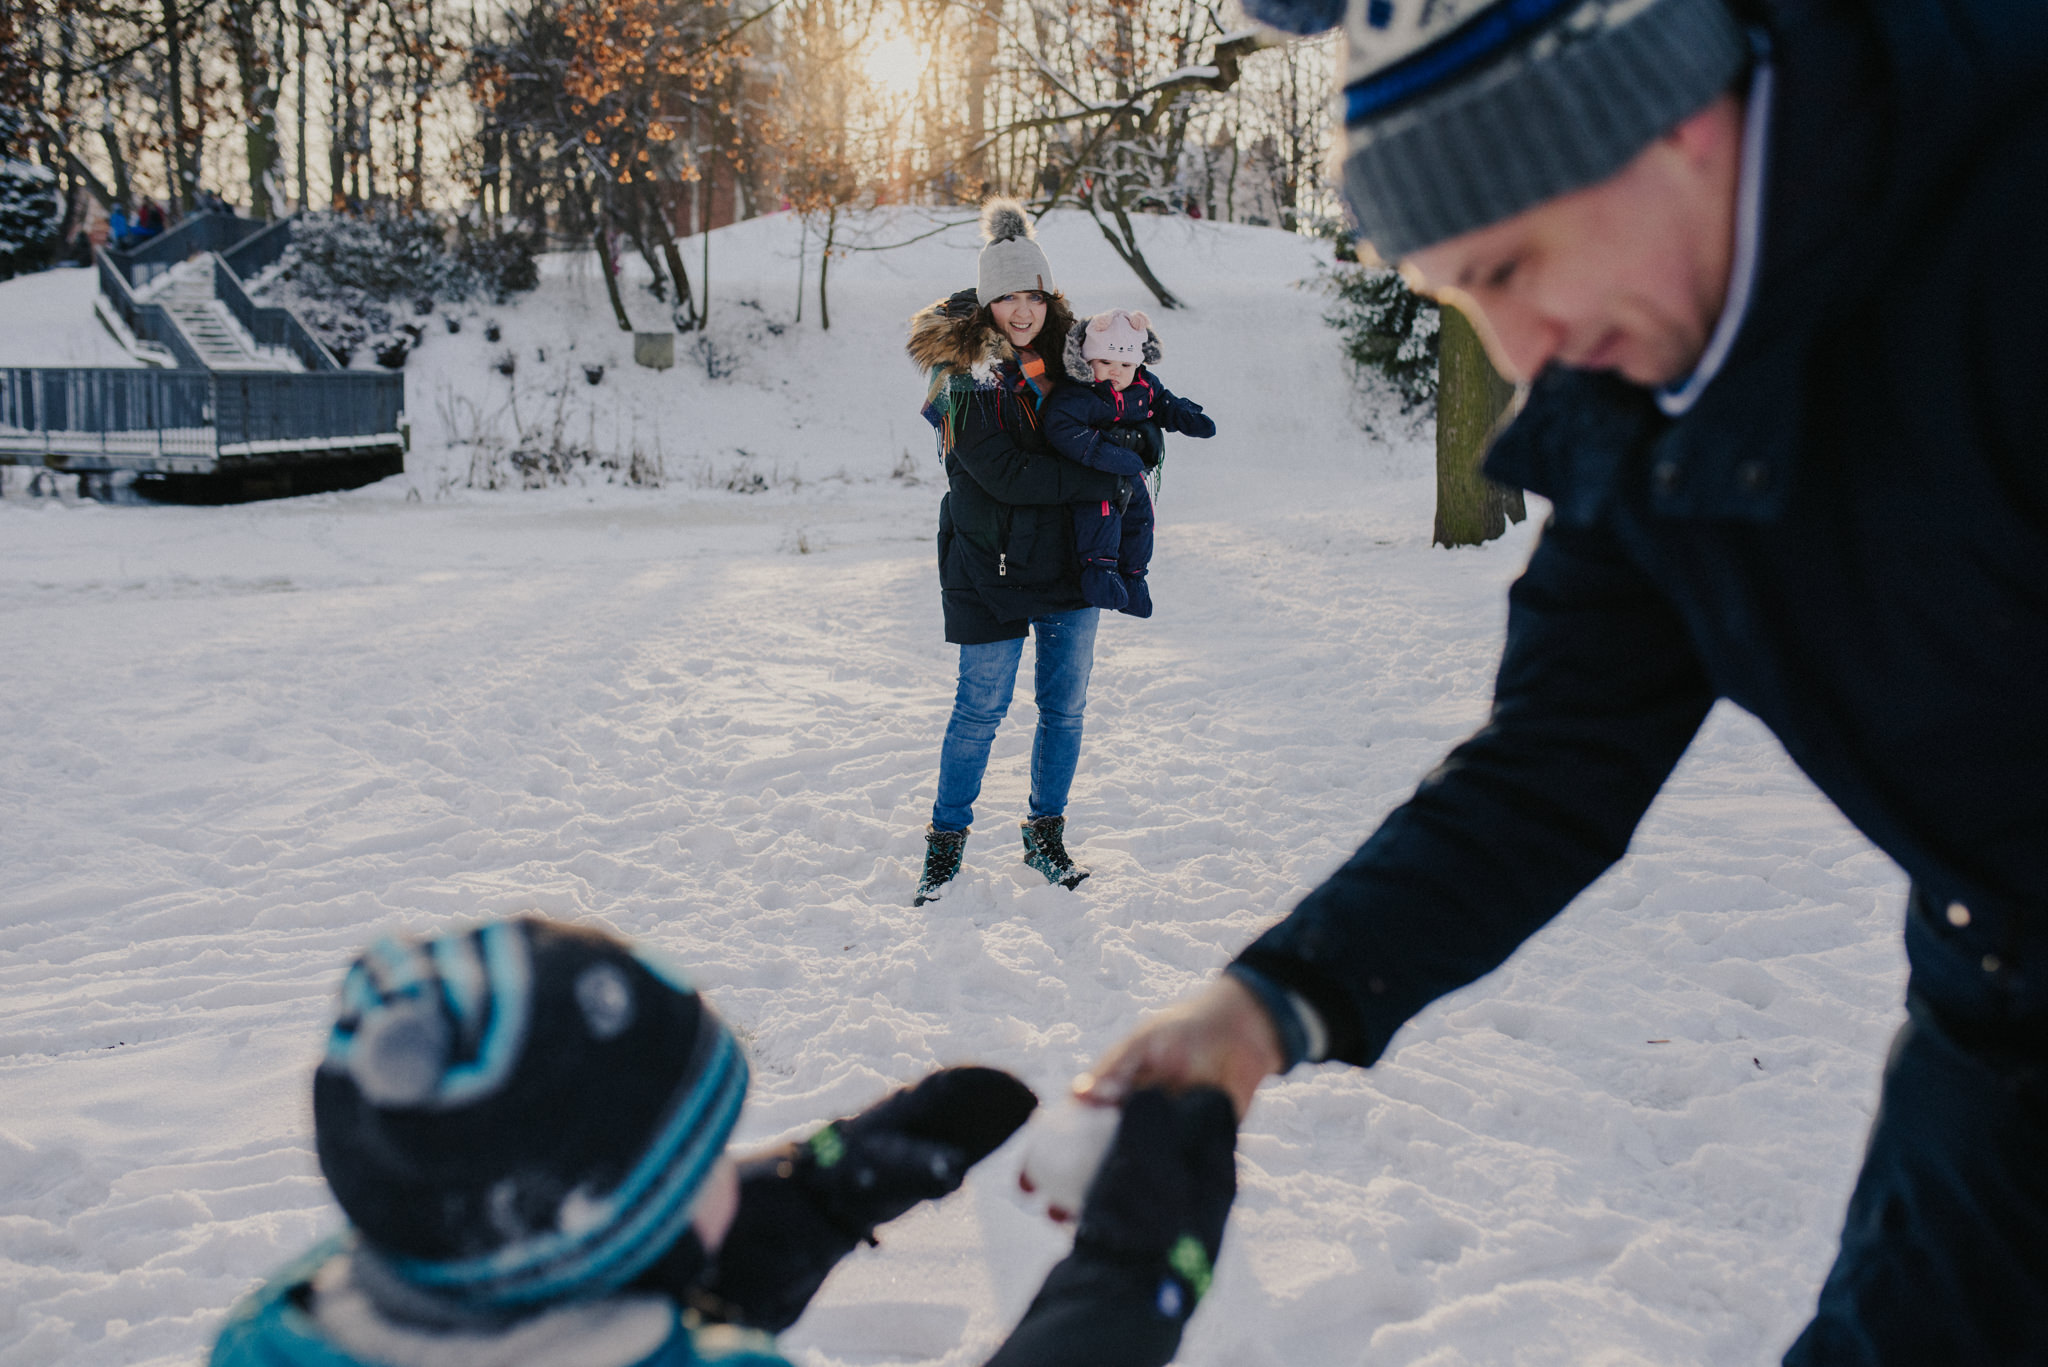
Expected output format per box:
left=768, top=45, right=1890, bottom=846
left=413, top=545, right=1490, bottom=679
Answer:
left=1044, top=322, right=1215, bottom=617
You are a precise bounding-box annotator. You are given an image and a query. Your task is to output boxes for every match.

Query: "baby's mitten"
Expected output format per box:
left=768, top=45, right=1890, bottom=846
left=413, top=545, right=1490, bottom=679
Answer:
left=1082, top=563, right=1130, bottom=612
left=942, top=287, right=982, bottom=319
left=701, top=1066, right=1037, bottom=1330
left=1118, top=572, right=1153, bottom=619
left=1164, top=396, right=1215, bottom=439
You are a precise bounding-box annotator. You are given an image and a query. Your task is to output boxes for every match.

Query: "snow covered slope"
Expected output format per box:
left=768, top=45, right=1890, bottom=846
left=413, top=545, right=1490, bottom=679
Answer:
left=0, top=212, right=1906, bottom=1367
left=0, top=265, right=149, bottom=368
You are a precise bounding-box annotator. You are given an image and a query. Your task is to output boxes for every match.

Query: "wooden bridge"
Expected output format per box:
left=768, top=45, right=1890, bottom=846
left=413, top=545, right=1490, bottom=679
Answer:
left=0, top=214, right=407, bottom=501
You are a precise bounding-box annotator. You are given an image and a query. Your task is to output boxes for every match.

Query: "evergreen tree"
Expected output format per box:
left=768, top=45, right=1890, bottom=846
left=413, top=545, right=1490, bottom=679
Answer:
left=0, top=105, right=60, bottom=280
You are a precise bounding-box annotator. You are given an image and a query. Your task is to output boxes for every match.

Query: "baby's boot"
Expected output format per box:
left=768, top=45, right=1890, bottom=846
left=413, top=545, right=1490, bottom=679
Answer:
left=1118, top=570, right=1152, bottom=618
left=1081, top=562, right=1128, bottom=611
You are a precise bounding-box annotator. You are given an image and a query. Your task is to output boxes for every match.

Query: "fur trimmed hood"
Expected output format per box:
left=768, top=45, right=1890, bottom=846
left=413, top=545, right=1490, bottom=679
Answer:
left=906, top=292, right=1077, bottom=383
left=1063, top=311, right=1163, bottom=379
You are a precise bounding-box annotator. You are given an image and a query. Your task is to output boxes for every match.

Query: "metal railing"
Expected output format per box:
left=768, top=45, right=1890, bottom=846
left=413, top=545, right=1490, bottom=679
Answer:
left=0, top=367, right=404, bottom=471
left=211, top=255, right=338, bottom=372
left=212, top=371, right=402, bottom=454
left=0, top=369, right=215, bottom=462
left=94, top=250, right=207, bottom=370
left=106, top=212, right=268, bottom=287
left=221, top=215, right=297, bottom=279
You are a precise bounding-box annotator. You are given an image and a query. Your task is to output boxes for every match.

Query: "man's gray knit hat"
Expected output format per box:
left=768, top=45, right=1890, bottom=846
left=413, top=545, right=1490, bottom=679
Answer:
left=976, top=199, right=1056, bottom=305
left=1247, top=0, right=1747, bottom=259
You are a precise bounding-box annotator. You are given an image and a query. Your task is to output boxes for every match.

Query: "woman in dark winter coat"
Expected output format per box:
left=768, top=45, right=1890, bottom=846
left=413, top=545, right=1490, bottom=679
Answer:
left=905, top=201, right=1134, bottom=907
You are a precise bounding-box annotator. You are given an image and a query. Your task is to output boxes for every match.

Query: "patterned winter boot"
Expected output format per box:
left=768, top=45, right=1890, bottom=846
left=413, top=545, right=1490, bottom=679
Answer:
left=913, top=825, right=968, bottom=907
left=1021, top=815, right=1090, bottom=890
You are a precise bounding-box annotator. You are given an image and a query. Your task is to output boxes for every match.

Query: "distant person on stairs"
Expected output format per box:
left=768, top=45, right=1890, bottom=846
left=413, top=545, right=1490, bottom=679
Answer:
left=905, top=200, right=1153, bottom=907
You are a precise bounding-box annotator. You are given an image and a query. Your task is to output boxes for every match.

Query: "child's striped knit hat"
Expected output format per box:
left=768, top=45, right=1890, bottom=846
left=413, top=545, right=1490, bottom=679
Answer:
left=313, top=917, right=747, bottom=1312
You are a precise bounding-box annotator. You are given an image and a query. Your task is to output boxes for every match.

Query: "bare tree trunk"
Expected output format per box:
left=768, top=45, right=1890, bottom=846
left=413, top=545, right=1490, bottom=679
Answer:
left=962, top=0, right=1000, bottom=195
left=295, top=0, right=308, bottom=208
left=1433, top=306, right=1526, bottom=547
left=100, top=110, right=134, bottom=208
left=225, top=0, right=283, bottom=216
left=793, top=214, right=805, bottom=323
left=327, top=19, right=345, bottom=207
left=162, top=0, right=195, bottom=212
left=698, top=173, right=710, bottom=329
left=593, top=225, right=633, bottom=331
left=653, top=183, right=696, bottom=330
left=817, top=204, right=836, bottom=330
left=408, top=0, right=429, bottom=209
left=1085, top=195, right=1180, bottom=309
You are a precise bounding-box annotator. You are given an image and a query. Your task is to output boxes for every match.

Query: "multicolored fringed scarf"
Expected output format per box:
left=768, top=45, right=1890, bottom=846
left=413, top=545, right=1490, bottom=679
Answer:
left=1017, top=349, right=1053, bottom=404
left=921, top=370, right=972, bottom=453
left=920, top=350, right=1051, bottom=455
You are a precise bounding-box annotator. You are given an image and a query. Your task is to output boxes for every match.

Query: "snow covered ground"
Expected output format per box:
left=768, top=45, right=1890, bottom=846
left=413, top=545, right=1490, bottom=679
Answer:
left=0, top=265, right=147, bottom=369
left=0, top=212, right=1907, bottom=1367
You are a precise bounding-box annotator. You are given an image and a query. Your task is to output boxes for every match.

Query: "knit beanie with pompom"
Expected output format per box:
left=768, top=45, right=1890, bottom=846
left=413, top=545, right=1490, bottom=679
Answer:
left=313, top=917, right=747, bottom=1315
left=976, top=199, right=1056, bottom=306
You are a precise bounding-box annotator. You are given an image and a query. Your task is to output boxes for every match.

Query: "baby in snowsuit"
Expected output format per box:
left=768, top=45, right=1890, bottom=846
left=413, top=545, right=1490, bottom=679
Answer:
left=1043, top=309, right=1217, bottom=618
left=208, top=916, right=1236, bottom=1367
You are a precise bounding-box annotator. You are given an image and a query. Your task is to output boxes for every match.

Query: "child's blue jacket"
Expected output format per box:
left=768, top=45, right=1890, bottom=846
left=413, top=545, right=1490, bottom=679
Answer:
left=1040, top=368, right=1214, bottom=477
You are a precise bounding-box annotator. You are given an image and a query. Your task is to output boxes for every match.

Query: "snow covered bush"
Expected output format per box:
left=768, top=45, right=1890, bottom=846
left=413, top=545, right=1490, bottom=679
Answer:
left=1320, top=262, right=1439, bottom=411
left=256, top=211, right=537, bottom=363
left=0, top=108, right=60, bottom=281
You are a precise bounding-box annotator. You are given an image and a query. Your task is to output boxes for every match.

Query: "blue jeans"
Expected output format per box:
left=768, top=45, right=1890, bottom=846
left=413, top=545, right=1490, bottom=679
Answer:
left=931, top=607, right=1099, bottom=832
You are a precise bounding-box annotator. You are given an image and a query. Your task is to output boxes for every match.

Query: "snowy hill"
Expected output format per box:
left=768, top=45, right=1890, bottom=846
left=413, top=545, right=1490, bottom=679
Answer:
left=0, top=212, right=1906, bottom=1367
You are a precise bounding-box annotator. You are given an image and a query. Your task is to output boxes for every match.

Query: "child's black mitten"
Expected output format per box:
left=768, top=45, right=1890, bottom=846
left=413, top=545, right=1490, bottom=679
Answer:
left=696, top=1066, right=1038, bottom=1331
left=982, top=1087, right=1238, bottom=1367
left=1160, top=396, right=1215, bottom=439
left=1073, top=1086, right=1235, bottom=1295
left=942, top=287, right=983, bottom=319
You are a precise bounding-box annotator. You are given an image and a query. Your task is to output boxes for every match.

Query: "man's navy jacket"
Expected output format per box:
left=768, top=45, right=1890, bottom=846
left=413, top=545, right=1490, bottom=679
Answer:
left=1238, top=0, right=2048, bottom=1065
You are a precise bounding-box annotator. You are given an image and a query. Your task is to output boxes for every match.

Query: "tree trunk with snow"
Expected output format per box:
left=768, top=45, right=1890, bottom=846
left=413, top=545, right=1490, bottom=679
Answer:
left=1433, top=305, right=1526, bottom=548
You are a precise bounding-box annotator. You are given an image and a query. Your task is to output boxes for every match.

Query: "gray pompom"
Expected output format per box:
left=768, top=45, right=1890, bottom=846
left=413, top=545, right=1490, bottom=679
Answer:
left=980, top=198, right=1033, bottom=245
left=350, top=999, right=452, bottom=1107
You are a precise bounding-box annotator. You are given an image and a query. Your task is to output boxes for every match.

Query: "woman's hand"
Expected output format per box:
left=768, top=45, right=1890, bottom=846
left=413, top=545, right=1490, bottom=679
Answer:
left=1075, top=976, right=1286, bottom=1120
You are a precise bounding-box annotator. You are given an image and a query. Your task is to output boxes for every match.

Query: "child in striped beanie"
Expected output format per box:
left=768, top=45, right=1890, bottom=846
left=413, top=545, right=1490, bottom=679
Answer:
left=207, top=916, right=1239, bottom=1367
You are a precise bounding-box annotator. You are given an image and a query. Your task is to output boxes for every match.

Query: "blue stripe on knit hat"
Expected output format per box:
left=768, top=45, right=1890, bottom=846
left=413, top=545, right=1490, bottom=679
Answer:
left=323, top=921, right=532, bottom=1110
left=380, top=1021, right=749, bottom=1308
left=1343, top=0, right=1580, bottom=125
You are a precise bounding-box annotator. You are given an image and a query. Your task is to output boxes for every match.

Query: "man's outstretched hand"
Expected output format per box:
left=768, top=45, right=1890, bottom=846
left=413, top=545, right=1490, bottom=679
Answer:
left=1075, top=975, right=1284, bottom=1119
